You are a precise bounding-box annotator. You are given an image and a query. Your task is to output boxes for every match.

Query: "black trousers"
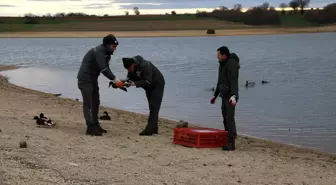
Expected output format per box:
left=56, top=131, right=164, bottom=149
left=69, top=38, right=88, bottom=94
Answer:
left=78, top=81, right=100, bottom=126
left=221, top=97, right=237, bottom=141
left=144, top=84, right=164, bottom=131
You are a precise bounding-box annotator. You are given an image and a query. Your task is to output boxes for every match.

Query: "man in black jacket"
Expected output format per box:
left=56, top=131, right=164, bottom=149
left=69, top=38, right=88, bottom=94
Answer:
left=77, top=34, right=124, bottom=136
left=210, top=46, right=240, bottom=151
left=121, top=55, right=165, bottom=136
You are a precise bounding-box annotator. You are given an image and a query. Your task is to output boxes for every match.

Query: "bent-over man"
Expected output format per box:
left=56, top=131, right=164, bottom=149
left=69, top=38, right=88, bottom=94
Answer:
left=121, top=55, right=165, bottom=136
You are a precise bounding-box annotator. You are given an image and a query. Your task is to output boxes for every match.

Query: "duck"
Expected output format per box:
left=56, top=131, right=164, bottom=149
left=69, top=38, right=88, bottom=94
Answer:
left=99, top=111, right=111, bottom=120
left=245, top=81, right=255, bottom=88
left=261, top=80, right=269, bottom=84
left=33, top=113, right=54, bottom=126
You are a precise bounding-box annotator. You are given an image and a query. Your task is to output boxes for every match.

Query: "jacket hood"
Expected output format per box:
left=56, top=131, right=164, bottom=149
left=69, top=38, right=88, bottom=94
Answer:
left=132, top=55, right=144, bottom=64
left=229, top=53, right=239, bottom=63
left=229, top=53, right=240, bottom=69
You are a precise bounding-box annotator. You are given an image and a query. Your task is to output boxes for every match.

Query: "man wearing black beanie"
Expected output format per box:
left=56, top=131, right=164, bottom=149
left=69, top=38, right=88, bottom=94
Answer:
left=77, top=34, right=123, bottom=136
left=121, top=55, right=165, bottom=136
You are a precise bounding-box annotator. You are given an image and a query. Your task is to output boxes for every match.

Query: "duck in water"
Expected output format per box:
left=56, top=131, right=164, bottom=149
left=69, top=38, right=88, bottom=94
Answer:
left=261, top=80, right=269, bottom=84
left=245, top=81, right=255, bottom=88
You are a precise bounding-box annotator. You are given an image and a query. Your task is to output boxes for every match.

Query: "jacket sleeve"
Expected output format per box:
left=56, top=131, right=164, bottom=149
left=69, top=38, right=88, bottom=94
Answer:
left=228, top=59, right=239, bottom=99
left=94, top=48, right=116, bottom=81
left=214, top=75, right=220, bottom=98
left=134, top=61, right=153, bottom=88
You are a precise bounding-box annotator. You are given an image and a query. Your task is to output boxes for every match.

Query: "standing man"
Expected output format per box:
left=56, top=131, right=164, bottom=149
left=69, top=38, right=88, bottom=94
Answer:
left=210, top=46, right=240, bottom=151
left=77, top=34, right=124, bottom=136
left=121, top=55, right=165, bottom=136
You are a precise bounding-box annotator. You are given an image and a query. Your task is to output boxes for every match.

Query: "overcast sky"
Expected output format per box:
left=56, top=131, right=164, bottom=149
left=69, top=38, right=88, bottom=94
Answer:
left=0, top=0, right=333, bottom=16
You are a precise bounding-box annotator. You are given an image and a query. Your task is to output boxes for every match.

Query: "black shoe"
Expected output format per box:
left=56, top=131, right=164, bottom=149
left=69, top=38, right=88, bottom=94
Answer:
left=139, top=129, right=153, bottom=136
left=86, top=124, right=102, bottom=136
left=153, top=127, right=158, bottom=134
left=222, top=140, right=235, bottom=151
left=97, top=125, right=107, bottom=133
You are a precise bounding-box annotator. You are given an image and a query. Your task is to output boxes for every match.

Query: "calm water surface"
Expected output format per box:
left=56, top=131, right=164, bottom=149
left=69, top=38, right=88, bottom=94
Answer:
left=1, top=32, right=336, bottom=154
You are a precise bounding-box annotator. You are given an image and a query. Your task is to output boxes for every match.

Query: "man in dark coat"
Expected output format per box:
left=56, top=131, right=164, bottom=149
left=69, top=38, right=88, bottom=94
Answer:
left=77, top=34, right=124, bottom=136
left=121, top=55, right=165, bottom=136
left=210, top=46, right=240, bottom=151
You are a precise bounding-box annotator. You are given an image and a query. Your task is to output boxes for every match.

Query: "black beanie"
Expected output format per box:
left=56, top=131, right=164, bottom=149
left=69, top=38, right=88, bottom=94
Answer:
left=103, top=34, right=118, bottom=46
left=122, top=57, right=135, bottom=69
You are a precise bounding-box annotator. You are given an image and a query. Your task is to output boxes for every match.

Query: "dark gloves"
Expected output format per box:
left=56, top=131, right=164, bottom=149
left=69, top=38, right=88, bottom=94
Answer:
left=108, top=81, right=127, bottom=92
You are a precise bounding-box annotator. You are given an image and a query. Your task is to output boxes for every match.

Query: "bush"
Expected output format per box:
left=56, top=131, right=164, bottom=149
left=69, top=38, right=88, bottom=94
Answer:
left=211, top=10, right=245, bottom=23
left=304, top=3, right=336, bottom=24
left=24, top=17, right=39, bottom=24
left=244, top=7, right=281, bottom=25
left=210, top=7, right=281, bottom=25
left=206, top=29, right=215, bottom=34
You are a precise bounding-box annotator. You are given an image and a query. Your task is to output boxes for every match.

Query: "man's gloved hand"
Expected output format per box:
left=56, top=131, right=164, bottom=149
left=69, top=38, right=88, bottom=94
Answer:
left=114, top=78, right=124, bottom=88
left=108, top=81, right=118, bottom=88
left=229, top=95, right=237, bottom=107
left=124, top=81, right=135, bottom=88
left=210, top=96, right=216, bottom=104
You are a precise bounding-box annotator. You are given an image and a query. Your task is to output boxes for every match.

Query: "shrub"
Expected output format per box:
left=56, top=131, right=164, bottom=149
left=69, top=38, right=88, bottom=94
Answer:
left=207, top=29, right=216, bottom=34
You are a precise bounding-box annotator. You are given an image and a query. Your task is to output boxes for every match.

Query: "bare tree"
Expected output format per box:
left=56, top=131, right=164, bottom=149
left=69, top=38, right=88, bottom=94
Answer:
left=289, top=0, right=300, bottom=14
left=296, top=0, right=310, bottom=15
left=260, top=2, right=270, bottom=10
left=125, top=11, right=129, bottom=15
left=171, top=10, right=177, bottom=15
left=218, top=6, right=228, bottom=11
left=133, top=7, right=140, bottom=15
left=233, top=4, right=242, bottom=11
left=280, top=3, right=288, bottom=15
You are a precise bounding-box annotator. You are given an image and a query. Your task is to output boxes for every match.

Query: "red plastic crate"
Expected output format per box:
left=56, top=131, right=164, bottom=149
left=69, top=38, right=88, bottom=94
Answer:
left=173, top=127, right=228, bottom=148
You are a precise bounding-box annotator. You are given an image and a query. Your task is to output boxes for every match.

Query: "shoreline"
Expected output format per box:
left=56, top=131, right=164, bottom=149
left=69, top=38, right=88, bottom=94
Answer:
left=0, top=26, right=335, bottom=38
left=1, top=64, right=336, bottom=184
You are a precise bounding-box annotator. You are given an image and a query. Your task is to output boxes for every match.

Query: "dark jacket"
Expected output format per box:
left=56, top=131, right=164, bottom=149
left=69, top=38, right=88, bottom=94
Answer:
left=126, top=55, right=165, bottom=90
left=214, top=53, right=240, bottom=100
left=77, top=44, right=116, bottom=84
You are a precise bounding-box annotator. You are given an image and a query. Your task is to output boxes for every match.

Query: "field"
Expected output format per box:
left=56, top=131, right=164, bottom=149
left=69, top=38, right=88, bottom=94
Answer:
left=0, top=14, right=325, bottom=33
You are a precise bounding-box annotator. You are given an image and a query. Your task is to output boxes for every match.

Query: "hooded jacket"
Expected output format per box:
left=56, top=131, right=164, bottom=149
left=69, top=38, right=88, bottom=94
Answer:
left=214, top=53, right=240, bottom=100
left=124, top=55, right=165, bottom=89
left=77, top=44, right=116, bottom=83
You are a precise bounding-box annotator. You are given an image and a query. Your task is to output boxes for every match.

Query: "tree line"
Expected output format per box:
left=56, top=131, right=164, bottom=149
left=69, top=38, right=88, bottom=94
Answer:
left=197, top=1, right=336, bottom=25
left=19, top=1, right=336, bottom=25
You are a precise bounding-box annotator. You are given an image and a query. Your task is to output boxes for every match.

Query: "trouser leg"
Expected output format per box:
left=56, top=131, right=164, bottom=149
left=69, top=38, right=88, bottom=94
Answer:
left=78, top=82, right=93, bottom=126
left=91, top=83, right=100, bottom=125
left=145, top=85, right=164, bottom=132
left=222, top=98, right=237, bottom=141
left=221, top=100, right=228, bottom=131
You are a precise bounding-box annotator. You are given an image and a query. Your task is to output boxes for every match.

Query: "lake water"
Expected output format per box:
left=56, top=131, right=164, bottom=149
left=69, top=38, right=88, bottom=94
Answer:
left=1, top=32, right=336, bottom=154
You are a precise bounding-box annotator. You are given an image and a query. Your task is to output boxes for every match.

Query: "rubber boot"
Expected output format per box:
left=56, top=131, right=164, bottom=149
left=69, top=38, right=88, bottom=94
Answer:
left=222, top=138, right=235, bottom=151
left=86, top=124, right=102, bottom=136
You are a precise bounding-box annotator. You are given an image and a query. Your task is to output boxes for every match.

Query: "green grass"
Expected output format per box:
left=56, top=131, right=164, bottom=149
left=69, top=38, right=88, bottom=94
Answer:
left=280, top=14, right=314, bottom=26
left=1, top=19, right=71, bottom=24
left=0, top=24, right=37, bottom=32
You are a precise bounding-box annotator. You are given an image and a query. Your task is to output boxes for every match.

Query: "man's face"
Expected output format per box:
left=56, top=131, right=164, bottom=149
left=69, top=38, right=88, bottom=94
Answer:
left=111, top=44, right=118, bottom=51
left=217, top=51, right=227, bottom=62
left=128, top=64, right=136, bottom=72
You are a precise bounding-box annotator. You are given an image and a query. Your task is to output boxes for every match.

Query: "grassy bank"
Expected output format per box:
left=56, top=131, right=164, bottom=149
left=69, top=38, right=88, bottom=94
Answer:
left=0, top=64, right=336, bottom=184
left=0, top=14, right=331, bottom=33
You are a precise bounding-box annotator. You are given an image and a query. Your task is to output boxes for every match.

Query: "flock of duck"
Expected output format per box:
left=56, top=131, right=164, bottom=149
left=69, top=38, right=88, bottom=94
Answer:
left=33, top=80, right=269, bottom=127
left=245, top=80, right=269, bottom=88
left=33, top=111, right=112, bottom=127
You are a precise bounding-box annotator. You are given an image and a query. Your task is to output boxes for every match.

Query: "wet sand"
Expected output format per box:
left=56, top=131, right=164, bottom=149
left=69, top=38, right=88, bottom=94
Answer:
left=0, top=25, right=335, bottom=38
left=0, top=64, right=335, bottom=185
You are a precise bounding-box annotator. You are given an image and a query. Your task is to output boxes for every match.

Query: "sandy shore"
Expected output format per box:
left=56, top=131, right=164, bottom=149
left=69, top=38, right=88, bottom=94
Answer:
left=0, top=26, right=335, bottom=38
left=0, top=64, right=335, bottom=185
